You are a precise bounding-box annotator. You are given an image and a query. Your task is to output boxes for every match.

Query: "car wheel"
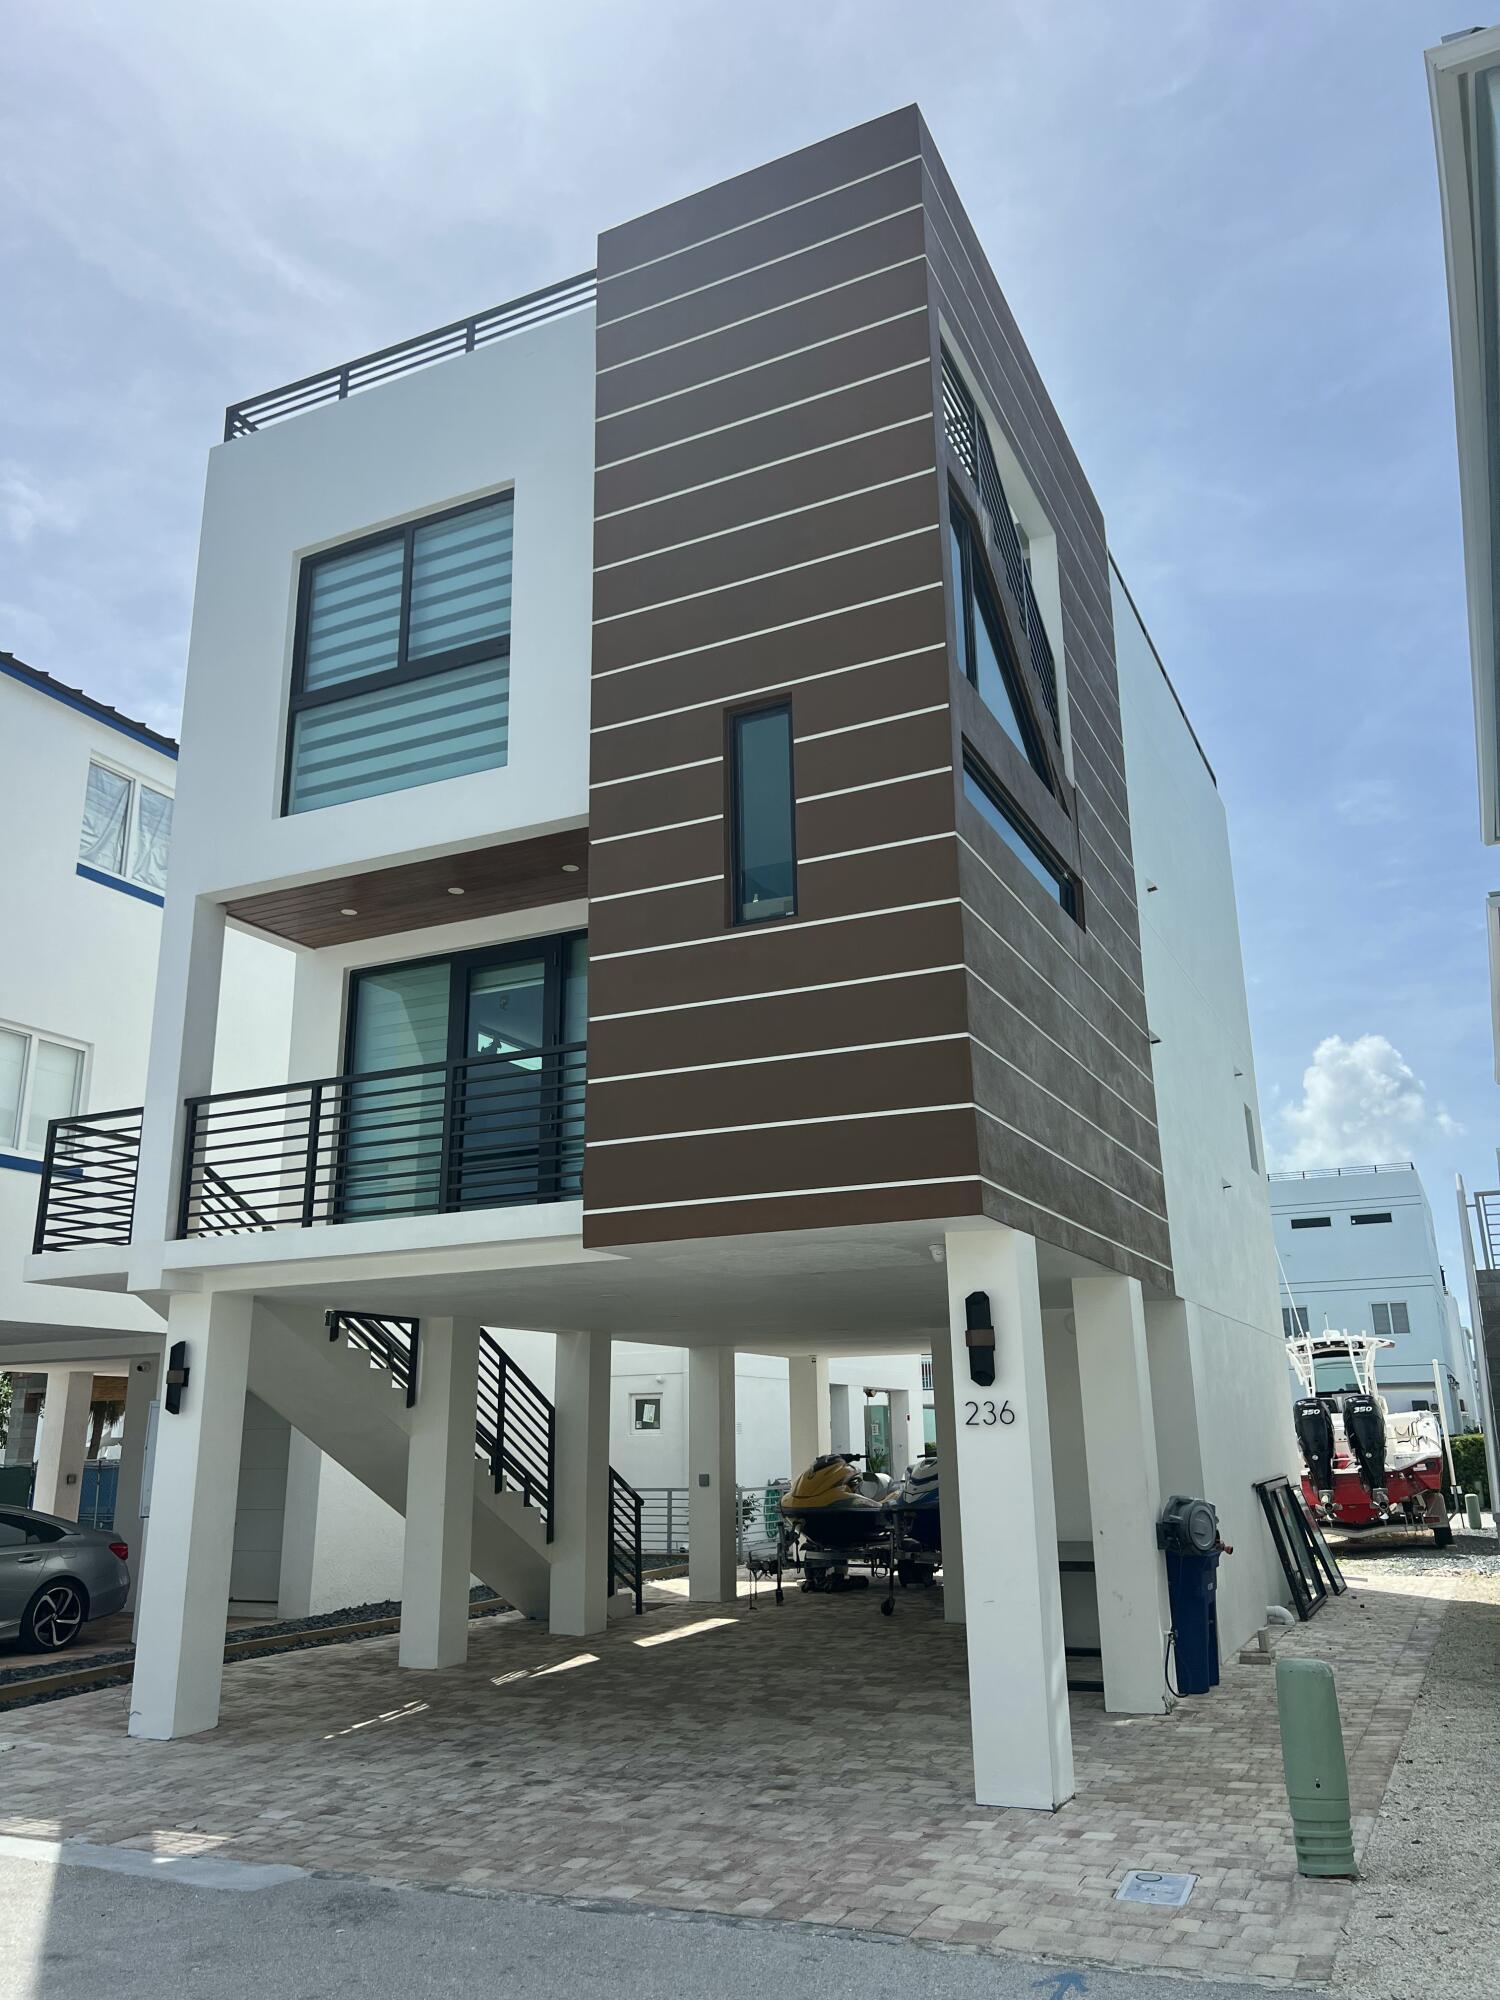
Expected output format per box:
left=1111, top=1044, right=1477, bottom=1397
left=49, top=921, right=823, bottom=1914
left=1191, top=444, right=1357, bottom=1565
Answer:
left=21, top=1579, right=88, bottom=1653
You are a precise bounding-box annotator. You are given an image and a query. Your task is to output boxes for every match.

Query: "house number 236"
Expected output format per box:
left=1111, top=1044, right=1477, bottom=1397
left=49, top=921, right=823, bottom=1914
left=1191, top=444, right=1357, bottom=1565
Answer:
left=964, top=1398, right=1016, bottom=1427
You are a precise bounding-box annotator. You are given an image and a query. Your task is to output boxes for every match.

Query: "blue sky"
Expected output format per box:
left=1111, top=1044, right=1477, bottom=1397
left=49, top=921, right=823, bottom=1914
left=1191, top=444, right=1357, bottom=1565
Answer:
left=3, top=2, right=1493, bottom=1275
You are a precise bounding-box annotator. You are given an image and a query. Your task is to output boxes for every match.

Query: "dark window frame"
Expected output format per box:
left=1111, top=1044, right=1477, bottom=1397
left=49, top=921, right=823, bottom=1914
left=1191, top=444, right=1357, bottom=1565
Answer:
left=726, top=699, right=798, bottom=928
left=961, top=747, right=1080, bottom=924
left=342, top=929, right=586, bottom=1078
left=1351, top=1211, right=1392, bottom=1226
left=283, top=490, right=514, bottom=816
left=948, top=487, right=1052, bottom=791
left=633, top=1395, right=663, bottom=1432
left=1289, top=1216, right=1331, bottom=1229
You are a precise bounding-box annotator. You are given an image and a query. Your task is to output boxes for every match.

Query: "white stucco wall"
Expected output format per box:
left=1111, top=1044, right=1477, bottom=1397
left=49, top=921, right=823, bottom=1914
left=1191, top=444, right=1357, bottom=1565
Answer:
left=170, top=307, right=595, bottom=912
left=1112, top=564, right=1298, bottom=1646
left=0, top=673, right=174, bottom=1343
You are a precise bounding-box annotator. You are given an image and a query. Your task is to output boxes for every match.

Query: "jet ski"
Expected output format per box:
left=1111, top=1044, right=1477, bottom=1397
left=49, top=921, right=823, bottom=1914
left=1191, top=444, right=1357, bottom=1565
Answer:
left=778, top=1454, right=892, bottom=1589
left=884, top=1455, right=941, bottom=1586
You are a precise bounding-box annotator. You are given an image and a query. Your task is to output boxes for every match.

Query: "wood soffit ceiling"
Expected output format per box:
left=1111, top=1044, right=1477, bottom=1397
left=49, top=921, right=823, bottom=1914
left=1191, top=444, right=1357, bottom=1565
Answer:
left=223, top=827, right=589, bottom=948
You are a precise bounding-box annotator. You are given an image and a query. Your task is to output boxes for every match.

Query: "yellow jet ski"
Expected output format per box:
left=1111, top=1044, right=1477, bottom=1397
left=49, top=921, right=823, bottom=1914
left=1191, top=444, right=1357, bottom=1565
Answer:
left=778, top=1454, right=892, bottom=1589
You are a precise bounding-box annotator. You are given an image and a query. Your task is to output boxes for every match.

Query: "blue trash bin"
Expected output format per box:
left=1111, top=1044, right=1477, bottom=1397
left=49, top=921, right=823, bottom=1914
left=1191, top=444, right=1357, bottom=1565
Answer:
left=1164, top=1545, right=1220, bottom=1694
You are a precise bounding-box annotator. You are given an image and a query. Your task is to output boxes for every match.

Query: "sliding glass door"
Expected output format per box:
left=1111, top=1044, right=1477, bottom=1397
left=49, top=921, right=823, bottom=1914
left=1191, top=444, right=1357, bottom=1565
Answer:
left=341, top=932, right=585, bottom=1219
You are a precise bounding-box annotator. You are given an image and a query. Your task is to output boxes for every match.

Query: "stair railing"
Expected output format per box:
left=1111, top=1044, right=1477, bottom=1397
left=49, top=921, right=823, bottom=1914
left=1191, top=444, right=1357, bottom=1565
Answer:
left=476, top=1332, right=557, bottom=1540
left=608, top=1467, right=645, bottom=1615
left=328, top=1311, right=418, bottom=1407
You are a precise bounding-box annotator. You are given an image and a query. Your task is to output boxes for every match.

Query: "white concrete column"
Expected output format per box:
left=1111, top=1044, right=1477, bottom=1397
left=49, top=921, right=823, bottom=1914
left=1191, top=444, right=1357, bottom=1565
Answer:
left=32, top=1367, right=96, bottom=1521
left=276, top=1430, right=324, bottom=1621
left=130, top=895, right=226, bottom=1270
left=687, top=1346, right=737, bottom=1601
left=112, top=1355, right=157, bottom=1606
left=399, top=1317, right=480, bottom=1670
left=943, top=1225, right=1073, bottom=1810
left=128, top=1293, right=252, bottom=1739
left=888, top=1388, right=914, bottom=1473
left=927, top=1332, right=965, bottom=1622
left=549, top=1331, right=611, bottom=1637
left=1073, top=1274, right=1172, bottom=1717
left=787, top=1354, right=830, bottom=1473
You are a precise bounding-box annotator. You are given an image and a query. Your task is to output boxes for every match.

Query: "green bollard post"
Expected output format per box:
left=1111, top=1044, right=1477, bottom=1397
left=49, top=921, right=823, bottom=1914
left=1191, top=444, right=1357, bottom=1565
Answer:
left=1276, top=1657, right=1357, bottom=1878
left=1466, top=1492, right=1484, bottom=1531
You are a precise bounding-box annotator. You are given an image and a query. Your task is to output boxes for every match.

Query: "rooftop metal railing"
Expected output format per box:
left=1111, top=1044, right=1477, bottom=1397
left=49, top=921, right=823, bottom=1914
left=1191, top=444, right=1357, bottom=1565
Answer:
left=1268, top=1163, right=1414, bottom=1182
left=224, top=270, right=597, bottom=440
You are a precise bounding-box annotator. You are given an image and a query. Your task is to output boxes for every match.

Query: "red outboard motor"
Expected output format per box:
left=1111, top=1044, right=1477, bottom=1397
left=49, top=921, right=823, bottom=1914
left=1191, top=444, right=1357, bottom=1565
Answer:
left=1293, top=1397, right=1335, bottom=1500
left=1342, top=1393, right=1388, bottom=1503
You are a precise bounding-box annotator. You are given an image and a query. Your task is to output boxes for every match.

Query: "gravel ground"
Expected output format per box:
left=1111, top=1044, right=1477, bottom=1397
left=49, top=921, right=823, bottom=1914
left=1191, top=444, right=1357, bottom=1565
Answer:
left=1336, top=1556, right=1500, bottom=2000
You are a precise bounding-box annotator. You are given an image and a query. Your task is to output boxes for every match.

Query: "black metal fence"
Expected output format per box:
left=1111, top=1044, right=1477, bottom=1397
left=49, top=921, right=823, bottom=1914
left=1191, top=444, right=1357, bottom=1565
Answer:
left=32, top=1107, right=142, bottom=1252
left=224, top=271, right=597, bottom=439
left=176, top=1043, right=586, bottom=1238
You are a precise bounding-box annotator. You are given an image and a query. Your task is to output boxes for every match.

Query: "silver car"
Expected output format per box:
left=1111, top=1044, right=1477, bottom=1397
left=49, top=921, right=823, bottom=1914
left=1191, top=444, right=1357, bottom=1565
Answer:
left=0, top=1506, right=130, bottom=1652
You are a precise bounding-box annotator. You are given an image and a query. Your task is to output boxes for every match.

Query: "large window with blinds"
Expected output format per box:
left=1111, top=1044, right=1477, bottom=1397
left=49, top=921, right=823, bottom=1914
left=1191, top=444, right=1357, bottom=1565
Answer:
left=284, top=493, right=513, bottom=815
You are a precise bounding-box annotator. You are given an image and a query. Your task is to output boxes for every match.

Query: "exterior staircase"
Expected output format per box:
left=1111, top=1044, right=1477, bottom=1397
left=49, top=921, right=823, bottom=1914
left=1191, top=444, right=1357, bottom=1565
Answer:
left=245, top=1304, right=643, bottom=1620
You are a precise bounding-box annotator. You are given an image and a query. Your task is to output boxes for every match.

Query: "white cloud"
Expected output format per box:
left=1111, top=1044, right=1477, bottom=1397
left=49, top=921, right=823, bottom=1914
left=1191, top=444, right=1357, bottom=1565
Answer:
left=1274, top=1034, right=1462, bottom=1172
left=0, top=463, right=80, bottom=546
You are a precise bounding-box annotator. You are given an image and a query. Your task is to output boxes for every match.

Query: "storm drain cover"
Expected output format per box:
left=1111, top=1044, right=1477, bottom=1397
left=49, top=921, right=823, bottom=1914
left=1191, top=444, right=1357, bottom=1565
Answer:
left=1115, top=1870, right=1197, bottom=1907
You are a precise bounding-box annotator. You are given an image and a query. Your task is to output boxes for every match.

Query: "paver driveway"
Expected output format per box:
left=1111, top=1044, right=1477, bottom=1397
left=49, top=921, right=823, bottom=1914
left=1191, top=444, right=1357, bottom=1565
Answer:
left=0, top=1563, right=1443, bottom=1986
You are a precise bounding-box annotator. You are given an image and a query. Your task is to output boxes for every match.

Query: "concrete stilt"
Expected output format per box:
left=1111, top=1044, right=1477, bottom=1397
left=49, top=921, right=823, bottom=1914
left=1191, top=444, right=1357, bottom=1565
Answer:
left=943, top=1225, right=1073, bottom=1809
left=687, top=1346, right=737, bottom=1601
left=128, top=1294, right=252, bottom=1739
left=399, top=1317, right=480, bottom=1670
left=927, top=1331, right=965, bottom=1622
left=550, top=1331, right=611, bottom=1637
left=1074, top=1274, right=1172, bottom=1716
left=787, top=1354, right=829, bottom=1474
left=31, top=1367, right=95, bottom=1521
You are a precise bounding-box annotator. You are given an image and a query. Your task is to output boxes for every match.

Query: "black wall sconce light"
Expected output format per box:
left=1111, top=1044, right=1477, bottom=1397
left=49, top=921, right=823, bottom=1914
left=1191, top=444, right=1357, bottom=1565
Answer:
left=164, top=1340, right=191, bottom=1415
left=964, top=1291, right=996, bottom=1387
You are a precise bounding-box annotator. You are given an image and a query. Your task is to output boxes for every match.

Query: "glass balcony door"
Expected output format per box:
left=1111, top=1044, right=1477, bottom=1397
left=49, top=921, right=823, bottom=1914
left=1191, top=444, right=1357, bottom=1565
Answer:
left=341, top=932, right=585, bottom=1220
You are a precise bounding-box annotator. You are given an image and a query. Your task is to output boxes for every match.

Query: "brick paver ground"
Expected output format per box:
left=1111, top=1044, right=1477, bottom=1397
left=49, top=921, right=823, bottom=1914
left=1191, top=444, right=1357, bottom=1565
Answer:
left=0, top=1559, right=1446, bottom=1987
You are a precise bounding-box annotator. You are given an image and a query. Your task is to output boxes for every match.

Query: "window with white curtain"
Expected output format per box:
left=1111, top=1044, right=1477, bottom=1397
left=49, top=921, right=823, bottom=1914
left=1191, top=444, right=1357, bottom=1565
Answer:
left=285, top=493, right=513, bottom=814
left=78, top=760, right=174, bottom=894
left=0, top=1022, right=86, bottom=1156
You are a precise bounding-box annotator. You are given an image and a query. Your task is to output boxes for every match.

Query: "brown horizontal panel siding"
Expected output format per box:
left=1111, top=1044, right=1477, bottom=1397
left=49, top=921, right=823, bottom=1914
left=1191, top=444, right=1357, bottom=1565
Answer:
left=588, top=1038, right=973, bottom=1143
left=586, top=1107, right=980, bottom=1213
left=590, top=965, right=970, bottom=1078
left=587, top=111, right=969, bottom=1248
left=589, top=1178, right=983, bottom=1250
left=917, top=108, right=1170, bottom=1286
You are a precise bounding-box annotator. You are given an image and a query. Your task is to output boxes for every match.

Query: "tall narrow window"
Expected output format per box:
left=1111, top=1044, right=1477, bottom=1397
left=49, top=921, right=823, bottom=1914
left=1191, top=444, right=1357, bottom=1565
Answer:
left=730, top=705, right=795, bottom=925
left=286, top=493, right=513, bottom=815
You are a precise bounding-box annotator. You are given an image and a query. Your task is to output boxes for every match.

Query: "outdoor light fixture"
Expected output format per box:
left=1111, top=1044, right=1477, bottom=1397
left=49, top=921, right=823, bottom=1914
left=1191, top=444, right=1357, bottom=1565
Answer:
left=340, top=906, right=358, bottom=917
left=447, top=885, right=465, bottom=896
left=562, top=863, right=580, bottom=874
left=964, top=1290, right=996, bottom=1387
left=164, top=1340, right=191, bottom=1415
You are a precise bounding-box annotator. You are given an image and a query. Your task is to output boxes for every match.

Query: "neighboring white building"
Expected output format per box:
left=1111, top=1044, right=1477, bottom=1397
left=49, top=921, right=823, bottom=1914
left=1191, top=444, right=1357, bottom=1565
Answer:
left=1269, top=1163, right=1479, bottom=1432
left=24, top=113, right=1299, bottom=1813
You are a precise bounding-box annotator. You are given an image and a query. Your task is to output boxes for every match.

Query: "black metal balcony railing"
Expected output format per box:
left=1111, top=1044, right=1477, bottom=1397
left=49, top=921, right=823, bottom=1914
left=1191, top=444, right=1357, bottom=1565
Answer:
left=32, top=1108, right=143, bottom=1253
left=224, top=270, right=597, bottom=440
left=175, top=1043, right=586, bottom=1239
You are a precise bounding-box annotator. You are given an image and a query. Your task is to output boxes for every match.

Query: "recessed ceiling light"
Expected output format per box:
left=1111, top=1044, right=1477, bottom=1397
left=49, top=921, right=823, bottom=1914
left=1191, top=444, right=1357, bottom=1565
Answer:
left=447, top=885, right=465, bottom=896
left=340, top=907, right=358, bottom=917
left=562, top=863, right=580, bottom=874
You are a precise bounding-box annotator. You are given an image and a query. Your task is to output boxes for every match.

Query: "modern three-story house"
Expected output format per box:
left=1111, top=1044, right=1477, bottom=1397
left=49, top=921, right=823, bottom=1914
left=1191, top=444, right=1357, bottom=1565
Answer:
left=27, top=109, right=1296, bottom=1809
